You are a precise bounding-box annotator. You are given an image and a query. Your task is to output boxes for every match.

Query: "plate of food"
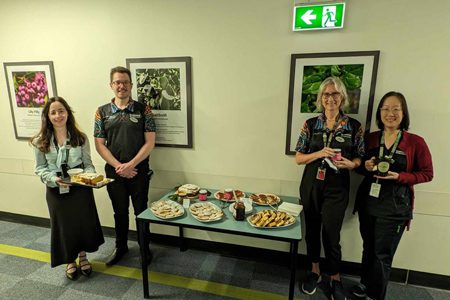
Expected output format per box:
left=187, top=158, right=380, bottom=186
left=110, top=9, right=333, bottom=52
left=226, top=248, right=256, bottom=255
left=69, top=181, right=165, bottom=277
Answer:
left=214, top=190, right=246, bottom=202
left=65, top=173, right=114, bottom=189
left=150, top=199, right=185, bottom=219
left=189, top=202, right=224, bottom=222
left=247, top=209, right=296, bottom=229
left=175, top=184, right=201, bottom=198
left=249, top=193, right=281, bottom=206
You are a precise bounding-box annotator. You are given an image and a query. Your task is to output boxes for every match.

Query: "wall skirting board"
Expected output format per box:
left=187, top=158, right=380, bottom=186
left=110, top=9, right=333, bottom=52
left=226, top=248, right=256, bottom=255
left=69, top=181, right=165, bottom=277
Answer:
left=1, top=211, right=448, bottom=291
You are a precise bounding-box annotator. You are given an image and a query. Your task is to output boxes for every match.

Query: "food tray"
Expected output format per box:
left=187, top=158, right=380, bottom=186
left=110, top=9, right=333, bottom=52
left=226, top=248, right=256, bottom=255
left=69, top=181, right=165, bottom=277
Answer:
left=61, top=178, right=114, bottom=189
left=150, top=199, right=185, bottom=219
left=189, top=202, right=224, bottom=222
left=249, top=193, right=281, bottom=206
left=214, top=190, right=246, bottom=202
left=247, top=210, right=296, bottom=229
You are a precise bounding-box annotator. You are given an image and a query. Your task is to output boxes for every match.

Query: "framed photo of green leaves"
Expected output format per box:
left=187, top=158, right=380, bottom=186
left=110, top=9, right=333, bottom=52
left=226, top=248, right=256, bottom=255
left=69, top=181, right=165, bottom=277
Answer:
left=127, top=56, right=193, bottom=148
left=3, top=61, right=58, bottom=140
left=285, top=51, right=380, bottom=155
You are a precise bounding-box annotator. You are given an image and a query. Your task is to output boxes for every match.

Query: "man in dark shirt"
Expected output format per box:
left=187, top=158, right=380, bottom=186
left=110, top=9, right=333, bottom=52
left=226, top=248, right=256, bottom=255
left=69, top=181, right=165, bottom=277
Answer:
left=94, top=66, right=156, bottom=265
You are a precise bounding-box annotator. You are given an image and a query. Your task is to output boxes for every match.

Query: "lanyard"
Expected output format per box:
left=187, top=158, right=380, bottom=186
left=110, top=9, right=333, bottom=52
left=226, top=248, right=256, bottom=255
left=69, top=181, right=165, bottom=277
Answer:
left=322, top=114, right=343, bottom=148
left=379, top=130, right=402, bottom=160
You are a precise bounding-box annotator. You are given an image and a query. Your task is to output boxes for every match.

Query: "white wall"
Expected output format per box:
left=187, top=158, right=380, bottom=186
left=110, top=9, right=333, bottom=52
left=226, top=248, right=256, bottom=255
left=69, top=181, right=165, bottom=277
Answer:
left=0, top=0, right=449, bottom=276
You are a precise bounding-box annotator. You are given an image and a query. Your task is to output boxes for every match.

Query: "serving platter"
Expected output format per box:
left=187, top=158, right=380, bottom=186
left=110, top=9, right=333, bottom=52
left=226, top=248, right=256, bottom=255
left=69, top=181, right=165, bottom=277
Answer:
left=214, top=190, right=246, bottom=202
left=189, top=202, right=224, bottom=222
left=249, top=193, right=281, bottom=206
left=61, top=177, right=114, bottom=189
left=247, top=210, right=295, bottom=229
left=150, top=199, right=185, bottom=219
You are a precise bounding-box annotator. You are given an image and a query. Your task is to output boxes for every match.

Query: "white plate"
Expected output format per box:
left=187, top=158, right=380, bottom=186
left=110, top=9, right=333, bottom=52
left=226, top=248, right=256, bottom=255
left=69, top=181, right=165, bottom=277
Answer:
left=214, top=190, right=246, bottom=202
left=249, top=193, right=281, bottom=206
left=189, top=202, right=224, bottom=222
left=150, top=199, right=185, bottom=219
left=246, top=211, right=296, bottom=229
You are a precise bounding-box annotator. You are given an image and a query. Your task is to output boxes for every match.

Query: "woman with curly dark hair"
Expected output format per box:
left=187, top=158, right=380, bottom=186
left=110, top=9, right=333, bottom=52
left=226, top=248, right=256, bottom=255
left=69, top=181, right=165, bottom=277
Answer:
left=31, top=96, right=104, bottom=280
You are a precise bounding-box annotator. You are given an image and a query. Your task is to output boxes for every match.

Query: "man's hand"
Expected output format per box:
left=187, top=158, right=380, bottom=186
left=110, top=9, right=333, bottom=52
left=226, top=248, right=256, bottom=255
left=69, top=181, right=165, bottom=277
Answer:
left=115, top=162, right=138, bottom=179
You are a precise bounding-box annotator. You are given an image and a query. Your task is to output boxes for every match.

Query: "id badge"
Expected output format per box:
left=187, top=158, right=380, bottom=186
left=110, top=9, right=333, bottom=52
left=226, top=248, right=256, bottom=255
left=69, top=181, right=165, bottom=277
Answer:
left=59, top=186, right=70, bottom=194
left=369, top=182, right=381, bottom=198
left=316, top=167, right=326, bottom=181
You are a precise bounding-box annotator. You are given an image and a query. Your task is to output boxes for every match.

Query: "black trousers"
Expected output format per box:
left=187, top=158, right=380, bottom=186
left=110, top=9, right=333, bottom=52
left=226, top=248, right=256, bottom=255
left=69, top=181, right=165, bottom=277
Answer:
left=302, top=179, right=349, bottom=275
left=358, top=210, right=406, bottom=300
left=105, top=163, right=151, bottom=249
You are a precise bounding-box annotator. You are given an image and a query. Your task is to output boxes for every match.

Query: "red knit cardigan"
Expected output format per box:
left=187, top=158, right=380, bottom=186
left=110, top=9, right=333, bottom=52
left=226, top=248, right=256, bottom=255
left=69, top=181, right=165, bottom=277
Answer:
left=364, top=130, right=434, bottom=226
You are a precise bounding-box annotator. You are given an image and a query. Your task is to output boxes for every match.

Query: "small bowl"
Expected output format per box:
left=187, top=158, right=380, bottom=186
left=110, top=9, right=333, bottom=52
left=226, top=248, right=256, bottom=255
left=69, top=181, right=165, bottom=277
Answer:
left=67, top=168, right=83, bottom=176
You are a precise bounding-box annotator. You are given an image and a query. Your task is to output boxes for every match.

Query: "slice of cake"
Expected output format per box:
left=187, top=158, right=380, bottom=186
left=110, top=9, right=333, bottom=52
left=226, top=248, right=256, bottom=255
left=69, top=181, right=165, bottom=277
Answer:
left=78, top=173, right=104, bottom=185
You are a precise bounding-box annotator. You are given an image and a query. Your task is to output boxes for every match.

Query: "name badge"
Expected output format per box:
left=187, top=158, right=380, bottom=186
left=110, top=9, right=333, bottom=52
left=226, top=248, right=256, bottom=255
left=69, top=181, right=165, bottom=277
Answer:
left=369, top=182, right=381, bottom=198
left=316, top=167, right=326, bottom=181
left=59, top=186, right=70, bottom=194
left=130, top=116, right=138, bottom=123
left=335, top=136, right=345, bottom=143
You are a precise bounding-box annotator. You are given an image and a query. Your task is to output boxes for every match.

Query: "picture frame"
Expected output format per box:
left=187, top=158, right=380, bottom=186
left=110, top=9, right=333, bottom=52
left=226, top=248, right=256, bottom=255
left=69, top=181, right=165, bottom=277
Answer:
left=4, top=61, right=57, bottom=140
left=285, top=51, right=380, bottom=155
left=126, top=56, right=193, bottom=148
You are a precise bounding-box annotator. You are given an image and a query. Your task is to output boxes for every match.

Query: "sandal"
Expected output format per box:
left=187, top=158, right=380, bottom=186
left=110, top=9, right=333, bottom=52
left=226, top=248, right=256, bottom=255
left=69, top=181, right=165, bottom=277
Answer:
left=66, top=262, right=78, bottom=280
left=78, top=252, right=92, bottom=277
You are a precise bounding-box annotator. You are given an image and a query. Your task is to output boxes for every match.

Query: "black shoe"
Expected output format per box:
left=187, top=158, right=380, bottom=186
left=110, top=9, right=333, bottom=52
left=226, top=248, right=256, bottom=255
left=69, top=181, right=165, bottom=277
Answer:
left=105, top=247, right=128, bottom=266
left=351, top=283, right=367, bottom=298
left=330, top=280, right=347, bottom=300
left=301, top=271, right=321, bottom=295
left=65, top=262, right=78, bottom=281
left=139, top=249, right=153, bottom=265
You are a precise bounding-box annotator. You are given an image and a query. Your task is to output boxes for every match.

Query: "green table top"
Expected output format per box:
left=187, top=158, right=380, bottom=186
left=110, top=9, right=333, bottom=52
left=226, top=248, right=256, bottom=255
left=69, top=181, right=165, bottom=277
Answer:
left=137, top=190, right=302, bottom=242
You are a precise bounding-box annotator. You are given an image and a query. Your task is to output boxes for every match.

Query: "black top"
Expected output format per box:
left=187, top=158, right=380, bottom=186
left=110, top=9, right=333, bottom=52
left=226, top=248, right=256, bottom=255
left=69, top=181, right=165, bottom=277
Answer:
left=357, top=141, right=412, bottom=220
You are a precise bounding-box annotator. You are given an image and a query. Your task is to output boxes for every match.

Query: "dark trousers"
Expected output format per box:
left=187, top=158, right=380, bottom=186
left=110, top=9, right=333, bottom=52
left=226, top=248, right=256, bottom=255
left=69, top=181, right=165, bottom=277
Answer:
left=359, top=211, right=405, bottom=300
left=302, top=182, right=348, bottom=275
left=106, top=164, right=151, bottom=249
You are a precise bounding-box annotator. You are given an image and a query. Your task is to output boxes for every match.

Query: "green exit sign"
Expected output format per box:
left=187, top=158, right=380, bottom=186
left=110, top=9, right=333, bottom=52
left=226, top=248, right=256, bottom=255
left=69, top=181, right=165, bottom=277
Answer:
left=293, top=3, right=345, bottom=31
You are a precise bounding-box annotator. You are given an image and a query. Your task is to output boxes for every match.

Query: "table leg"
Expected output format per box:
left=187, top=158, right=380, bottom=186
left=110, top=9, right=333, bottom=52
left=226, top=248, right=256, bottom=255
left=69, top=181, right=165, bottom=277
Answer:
left=289, top=241, right=299, bottom=300
left=137, top=219, right=150, bottom=299
left=179, top=226, right=187, bottom=252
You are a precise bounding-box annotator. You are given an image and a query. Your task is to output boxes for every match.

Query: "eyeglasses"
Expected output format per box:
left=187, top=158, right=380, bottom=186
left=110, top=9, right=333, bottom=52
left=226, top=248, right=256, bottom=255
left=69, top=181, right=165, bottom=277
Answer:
left=111, top=80, right=131, bottom=86
left=380, top=108, right=402, bottom=114
left=322, top=92, right=341, bottom=99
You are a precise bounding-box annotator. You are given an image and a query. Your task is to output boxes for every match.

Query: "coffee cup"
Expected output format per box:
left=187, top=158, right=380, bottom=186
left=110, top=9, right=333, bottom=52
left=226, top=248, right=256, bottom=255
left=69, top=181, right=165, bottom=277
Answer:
left=331, top=149, right=342, bottom=161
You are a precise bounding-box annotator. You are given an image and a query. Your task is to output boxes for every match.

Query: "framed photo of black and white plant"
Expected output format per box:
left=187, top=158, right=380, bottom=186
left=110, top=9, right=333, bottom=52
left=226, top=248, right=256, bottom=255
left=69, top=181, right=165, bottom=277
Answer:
left=285, top=51, right=380, bottom=155
left=3, top=61, right=58, bottom=140
left=127, top=56, right=193, bottom=148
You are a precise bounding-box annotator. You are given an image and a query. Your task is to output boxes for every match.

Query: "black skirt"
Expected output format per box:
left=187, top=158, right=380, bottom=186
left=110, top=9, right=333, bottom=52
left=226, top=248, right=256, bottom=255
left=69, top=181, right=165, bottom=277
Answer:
left=46, top=186, right=104, bottom=267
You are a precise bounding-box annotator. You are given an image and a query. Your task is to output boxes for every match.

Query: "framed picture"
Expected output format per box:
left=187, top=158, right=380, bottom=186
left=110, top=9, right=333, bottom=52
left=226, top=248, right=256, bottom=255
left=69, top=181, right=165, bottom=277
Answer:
left=285, top=51, right=380, bottom=155
left=126, top=56, right=193, bottom=148
left=4, top=61, right=58, bottom=140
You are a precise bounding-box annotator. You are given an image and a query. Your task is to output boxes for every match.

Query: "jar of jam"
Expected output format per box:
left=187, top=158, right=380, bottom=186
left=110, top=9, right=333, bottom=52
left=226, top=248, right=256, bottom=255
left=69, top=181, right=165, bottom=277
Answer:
left=234, top=201, right=245, bottom=221
left=224, top=188, right=233, bottom=200
left=198, top=189, right=208, bottom=201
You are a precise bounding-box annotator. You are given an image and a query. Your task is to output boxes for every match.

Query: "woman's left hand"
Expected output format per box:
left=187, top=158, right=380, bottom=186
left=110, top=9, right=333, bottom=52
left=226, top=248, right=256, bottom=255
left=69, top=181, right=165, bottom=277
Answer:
left=333, top=157, right=356, bottom=170
left=374, top=171, right=399, bottom=180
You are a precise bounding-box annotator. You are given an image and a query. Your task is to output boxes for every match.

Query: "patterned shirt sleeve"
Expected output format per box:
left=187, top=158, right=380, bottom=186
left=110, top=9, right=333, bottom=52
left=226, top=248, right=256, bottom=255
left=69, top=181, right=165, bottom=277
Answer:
left=93, top=108, right=105, bottom=138
left=144, top=104, right=156, bottom=132
left=354, top=123, right=365, bottom=158
left=295, top=121, right=310, bottom=153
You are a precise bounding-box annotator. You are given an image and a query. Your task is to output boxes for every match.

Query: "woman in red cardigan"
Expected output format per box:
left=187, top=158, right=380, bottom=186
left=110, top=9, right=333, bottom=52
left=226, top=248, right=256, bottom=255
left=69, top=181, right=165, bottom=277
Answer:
left=352, top=91, right=433, bottom=300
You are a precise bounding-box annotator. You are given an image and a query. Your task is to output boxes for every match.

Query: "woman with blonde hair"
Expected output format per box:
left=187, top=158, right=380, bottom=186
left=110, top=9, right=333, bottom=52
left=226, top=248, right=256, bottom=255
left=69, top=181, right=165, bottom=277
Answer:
left=295, top=77, right=364, bottom=300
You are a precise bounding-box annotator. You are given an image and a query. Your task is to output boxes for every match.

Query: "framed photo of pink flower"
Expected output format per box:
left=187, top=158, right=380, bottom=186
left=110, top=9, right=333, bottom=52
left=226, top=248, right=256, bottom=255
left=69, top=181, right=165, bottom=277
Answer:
left=3, top=61, right=57, bottom=139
